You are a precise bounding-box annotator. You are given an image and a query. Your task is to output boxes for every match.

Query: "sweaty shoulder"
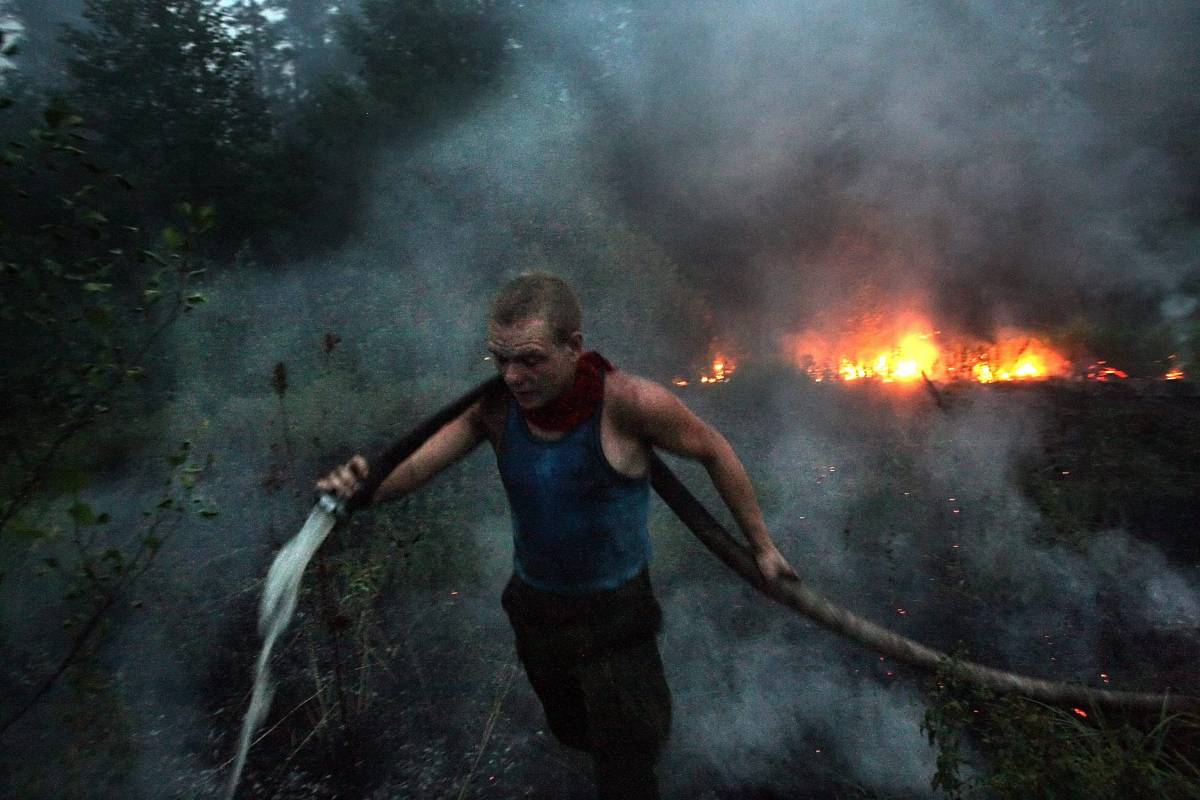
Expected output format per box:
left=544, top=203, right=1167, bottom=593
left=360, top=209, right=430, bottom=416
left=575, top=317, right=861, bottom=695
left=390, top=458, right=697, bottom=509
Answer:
left=605, top=370, right=686, bottom=440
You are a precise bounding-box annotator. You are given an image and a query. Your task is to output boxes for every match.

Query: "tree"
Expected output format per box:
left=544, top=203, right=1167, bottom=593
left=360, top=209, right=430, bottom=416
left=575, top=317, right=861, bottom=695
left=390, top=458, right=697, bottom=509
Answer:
left=339, top=0, right=511, bottom=124
left=274, top=0, right=351, bottom=99
left=61, top=0, right=275, bottom=252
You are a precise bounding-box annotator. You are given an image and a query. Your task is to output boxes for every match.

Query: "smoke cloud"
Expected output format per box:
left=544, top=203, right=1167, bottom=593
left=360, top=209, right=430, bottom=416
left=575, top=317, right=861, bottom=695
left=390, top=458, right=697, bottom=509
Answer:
left=6, top=2, right=1198, bottom=799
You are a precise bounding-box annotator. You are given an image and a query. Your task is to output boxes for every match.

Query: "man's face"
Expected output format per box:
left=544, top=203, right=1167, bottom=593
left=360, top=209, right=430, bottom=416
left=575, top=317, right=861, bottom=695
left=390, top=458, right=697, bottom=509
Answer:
left=486, top=316, right=581, bottom=410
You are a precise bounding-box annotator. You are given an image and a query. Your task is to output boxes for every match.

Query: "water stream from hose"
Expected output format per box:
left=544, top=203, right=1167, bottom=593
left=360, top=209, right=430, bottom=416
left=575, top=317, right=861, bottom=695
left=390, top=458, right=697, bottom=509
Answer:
left=225, top=499, right=340, bottom=800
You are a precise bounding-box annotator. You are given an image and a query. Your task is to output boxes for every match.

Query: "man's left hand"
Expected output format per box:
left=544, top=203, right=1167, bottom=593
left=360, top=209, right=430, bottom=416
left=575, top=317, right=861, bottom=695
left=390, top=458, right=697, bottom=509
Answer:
left=753, top=543, right=798, bottom=585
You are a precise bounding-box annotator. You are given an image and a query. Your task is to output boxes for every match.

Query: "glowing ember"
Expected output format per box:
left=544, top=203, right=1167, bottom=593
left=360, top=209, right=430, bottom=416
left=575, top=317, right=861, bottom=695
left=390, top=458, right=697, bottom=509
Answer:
left=783, top=320, right=1069, bottom=385
left=698, top=353, right=736, bottom=385
left=1165, top=368, right=1185, bottom=381
left=1086, top=361, right=1128, bottom=381
left=1072, top=707, right=1089, bottom=718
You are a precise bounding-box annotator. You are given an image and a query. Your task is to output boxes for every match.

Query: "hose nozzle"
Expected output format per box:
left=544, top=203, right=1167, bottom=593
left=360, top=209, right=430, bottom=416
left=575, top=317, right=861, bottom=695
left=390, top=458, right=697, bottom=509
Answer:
left=317, top=492, right=347, bottom=519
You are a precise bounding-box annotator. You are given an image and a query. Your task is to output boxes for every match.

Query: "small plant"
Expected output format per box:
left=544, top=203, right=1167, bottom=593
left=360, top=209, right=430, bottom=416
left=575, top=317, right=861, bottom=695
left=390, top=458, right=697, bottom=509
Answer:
left=922, top=647, right=1200, bottom=799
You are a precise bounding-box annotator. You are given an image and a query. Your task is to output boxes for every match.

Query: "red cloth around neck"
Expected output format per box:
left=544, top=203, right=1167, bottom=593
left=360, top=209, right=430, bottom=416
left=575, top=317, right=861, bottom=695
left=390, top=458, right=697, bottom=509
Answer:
left=522, top=351, right=614, bottom=432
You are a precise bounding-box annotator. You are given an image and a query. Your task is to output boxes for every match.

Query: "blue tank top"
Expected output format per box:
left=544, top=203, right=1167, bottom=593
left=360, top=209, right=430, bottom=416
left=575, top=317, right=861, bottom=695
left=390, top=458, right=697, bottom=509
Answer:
left=496, top=395, right=651, bottom=594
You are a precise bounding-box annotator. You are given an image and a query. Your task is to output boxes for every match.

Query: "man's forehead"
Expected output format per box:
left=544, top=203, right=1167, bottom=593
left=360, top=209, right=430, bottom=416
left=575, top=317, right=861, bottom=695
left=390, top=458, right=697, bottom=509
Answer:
left=487, top=317, right=555, bottom=353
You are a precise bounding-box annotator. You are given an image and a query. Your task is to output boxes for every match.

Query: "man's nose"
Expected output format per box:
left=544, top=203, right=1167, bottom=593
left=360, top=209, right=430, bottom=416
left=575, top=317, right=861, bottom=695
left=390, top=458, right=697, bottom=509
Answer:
left=501, top=363, right=528, bottom=385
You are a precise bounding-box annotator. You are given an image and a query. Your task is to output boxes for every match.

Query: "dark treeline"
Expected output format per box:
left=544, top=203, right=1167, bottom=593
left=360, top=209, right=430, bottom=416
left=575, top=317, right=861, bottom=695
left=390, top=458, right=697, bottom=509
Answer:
left=3, top=0, right=519, bottom=261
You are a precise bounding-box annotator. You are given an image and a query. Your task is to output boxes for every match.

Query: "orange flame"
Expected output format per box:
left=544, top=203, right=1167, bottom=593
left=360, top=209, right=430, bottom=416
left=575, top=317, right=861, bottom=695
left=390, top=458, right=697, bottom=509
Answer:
left=1086, top=362, right=1128, bottom=382
left=784, top=319, right=1069, bottom=385
left=699, top=353, right=736, bottom=385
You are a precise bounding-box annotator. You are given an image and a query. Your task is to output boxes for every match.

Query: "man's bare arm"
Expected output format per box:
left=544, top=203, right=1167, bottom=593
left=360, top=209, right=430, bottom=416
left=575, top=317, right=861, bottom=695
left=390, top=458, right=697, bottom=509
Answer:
left=316, top=400, right=488, bottom=506
left=610, top=375, right=797, bottom=581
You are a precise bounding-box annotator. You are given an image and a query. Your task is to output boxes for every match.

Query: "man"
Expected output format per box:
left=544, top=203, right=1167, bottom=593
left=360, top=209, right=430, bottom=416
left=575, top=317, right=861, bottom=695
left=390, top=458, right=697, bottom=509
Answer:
left=318, top=272, right=795, bottom=799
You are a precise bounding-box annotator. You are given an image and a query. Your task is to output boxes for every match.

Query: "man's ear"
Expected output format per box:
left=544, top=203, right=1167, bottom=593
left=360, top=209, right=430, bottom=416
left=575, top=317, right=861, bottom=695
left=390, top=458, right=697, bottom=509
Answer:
left=567, top=331, right=583, bottom=354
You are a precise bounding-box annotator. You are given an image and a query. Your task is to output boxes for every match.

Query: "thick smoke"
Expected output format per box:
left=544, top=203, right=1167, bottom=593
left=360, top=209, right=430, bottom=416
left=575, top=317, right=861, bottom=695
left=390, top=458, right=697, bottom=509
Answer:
left=7, top=3, right=1199, bottom=799
left=649, top=377, right=1198, bottom=794
left=572, top=0, right=1200, bottom=344
left=138, top=2, right=1200, bottom=796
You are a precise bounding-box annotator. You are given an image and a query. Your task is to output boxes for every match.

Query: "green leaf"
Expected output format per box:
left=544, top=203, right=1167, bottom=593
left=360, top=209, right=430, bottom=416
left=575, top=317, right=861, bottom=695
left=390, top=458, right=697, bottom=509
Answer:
left=184, top=292, right=207, bottom=308
left=83, top=282, right=112, bottom=292
left=199, top=508, right=220, bottom=518
left=162, top=226, right=185, bottom=250
left=139, top=249, right=167, bottom=266
left=81, top=210, right=109, bottom=224
left=4, top=520, right=48, bottom=541
left=69, top=500, right=97, bottom=527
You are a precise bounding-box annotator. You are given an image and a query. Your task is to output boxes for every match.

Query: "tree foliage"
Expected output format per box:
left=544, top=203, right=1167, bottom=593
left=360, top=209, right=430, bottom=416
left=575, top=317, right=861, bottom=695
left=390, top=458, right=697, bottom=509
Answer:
left=60, top=0, right=274, bottom=251
left=339, top=0, right=512, bottom=124
left=0, top=95, right=216, bottom=742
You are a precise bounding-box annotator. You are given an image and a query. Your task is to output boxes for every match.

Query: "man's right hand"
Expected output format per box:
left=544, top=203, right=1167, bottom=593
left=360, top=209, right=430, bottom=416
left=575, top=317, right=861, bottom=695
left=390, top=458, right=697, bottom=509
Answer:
left=315, top=455, right=369, bottom=500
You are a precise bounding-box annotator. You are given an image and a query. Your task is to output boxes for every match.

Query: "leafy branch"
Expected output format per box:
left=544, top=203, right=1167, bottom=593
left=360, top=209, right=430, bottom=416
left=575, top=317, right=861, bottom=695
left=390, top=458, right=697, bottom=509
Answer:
left=0, top=439, right=218, bottom=739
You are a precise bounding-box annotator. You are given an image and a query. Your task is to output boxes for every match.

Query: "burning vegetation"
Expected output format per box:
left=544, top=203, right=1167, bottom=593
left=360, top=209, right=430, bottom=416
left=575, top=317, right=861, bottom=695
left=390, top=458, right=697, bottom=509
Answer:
left=674, top=350, right=738, bottom=387
left=784, top=323, right=1071, bottom=385
left=673, top=316, right=1188, bottom=388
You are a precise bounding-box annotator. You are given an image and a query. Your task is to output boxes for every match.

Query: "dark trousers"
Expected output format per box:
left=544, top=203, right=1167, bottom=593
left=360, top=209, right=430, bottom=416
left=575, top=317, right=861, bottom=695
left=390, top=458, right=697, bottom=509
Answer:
left=501, top=570, right=672, bottom=800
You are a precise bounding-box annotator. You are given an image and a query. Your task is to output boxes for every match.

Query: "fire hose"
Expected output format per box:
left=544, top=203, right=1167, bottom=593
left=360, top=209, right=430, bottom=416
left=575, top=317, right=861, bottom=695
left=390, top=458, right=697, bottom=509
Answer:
left=347, top=375, right=1199, bottom=713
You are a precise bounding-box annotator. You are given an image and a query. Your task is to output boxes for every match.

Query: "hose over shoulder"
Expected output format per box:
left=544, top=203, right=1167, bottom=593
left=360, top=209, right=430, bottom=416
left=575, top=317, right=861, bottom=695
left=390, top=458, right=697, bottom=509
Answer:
left=346, top=376, right=505, bottom=514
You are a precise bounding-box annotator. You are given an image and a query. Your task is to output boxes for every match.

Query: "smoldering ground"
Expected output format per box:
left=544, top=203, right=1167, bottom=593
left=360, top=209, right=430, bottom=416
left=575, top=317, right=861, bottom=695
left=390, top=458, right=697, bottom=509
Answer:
left=4, top=1, right=1199, bottom=798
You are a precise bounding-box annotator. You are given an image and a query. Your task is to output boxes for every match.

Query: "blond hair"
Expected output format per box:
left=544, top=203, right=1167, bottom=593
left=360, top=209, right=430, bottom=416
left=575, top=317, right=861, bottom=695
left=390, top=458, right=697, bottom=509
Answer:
left=489, top=272, right=581, bottom=343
